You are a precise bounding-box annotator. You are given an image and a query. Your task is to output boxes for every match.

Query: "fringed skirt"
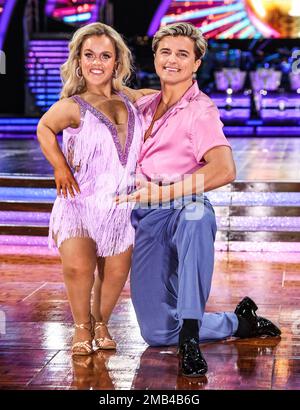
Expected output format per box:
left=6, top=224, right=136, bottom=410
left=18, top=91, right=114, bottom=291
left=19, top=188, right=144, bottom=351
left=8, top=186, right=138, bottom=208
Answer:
left=48, top=193, right=135, bottom=257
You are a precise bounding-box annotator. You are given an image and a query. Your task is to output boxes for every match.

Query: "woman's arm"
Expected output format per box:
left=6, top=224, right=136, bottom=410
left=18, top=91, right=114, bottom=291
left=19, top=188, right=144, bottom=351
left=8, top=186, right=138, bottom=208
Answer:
left=37, top=98, right=81, bottom=198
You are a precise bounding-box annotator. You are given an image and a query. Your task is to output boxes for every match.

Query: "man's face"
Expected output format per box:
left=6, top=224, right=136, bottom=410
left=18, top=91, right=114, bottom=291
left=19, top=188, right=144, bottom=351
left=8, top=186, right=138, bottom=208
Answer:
left=154, top=35, right=201, bottom=85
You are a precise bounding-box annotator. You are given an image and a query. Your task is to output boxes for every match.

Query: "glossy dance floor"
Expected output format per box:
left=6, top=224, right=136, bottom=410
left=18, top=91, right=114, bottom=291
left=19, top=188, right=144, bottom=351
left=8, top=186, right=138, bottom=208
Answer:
left=0, top=251, right=299, bottom=390
left=0, top=136, right=299, bottom=390
left=1, top=137, right=300, bottom=180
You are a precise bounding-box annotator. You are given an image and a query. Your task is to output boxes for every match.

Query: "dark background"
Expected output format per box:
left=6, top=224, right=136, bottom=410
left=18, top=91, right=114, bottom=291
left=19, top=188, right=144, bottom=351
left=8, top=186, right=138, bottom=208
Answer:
left=112, top=0, right=161, bottom=37
left=0, top=1, right=299, bottom=114
left=0, top=0, right=161, bottom=113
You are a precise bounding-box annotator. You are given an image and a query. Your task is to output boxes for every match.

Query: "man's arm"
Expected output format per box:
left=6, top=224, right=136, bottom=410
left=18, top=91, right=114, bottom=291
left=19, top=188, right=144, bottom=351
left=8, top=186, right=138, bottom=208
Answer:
left=164, top=145, right=236, bottom=200
left=115, top=146, right=236, bottom=205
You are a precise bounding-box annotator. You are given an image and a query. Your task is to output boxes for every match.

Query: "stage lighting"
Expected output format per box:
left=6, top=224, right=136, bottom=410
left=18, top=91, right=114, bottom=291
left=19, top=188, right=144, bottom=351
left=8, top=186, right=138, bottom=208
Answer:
left=245, top=0, right=300, bottom=38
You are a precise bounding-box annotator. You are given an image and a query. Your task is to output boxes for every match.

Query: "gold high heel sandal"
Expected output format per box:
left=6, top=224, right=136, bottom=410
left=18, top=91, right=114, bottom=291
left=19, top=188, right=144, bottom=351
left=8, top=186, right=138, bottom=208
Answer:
left=94, top=322, right=116, bottom=350
left=71, top=316, right=95, bottom=356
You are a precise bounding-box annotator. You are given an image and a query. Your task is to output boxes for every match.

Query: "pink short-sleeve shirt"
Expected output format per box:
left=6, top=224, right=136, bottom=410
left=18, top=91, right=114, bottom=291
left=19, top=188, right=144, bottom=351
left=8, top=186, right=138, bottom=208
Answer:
left=136, top=81, right=231, bottom=183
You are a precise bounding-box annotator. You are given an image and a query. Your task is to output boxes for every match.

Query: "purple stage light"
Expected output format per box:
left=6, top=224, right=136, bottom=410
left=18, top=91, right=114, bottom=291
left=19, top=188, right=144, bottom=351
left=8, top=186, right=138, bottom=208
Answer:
left=148, top=0, right=172, bottom=36
left=0, top=0, right=16, bottom=49
left=216, top=216, right=300, bottom=231
left=30, top=52, right=68, bottom=57
left=256, top=126, right=300, bottom=136
left=0, top=125, right=37, bottom=131
left=223, top=126, right=254, bottom=135
left=0, top=237, right=298, bottom=255
left=219, top=108, right=251, bottom=119
left=211, top=95, right=251, bottom=108
left=261, top=96, right=300, bottom=108
left=26, top=39, right=70, bottom=111
left=3, top=212, right=297, bottom=231
left=0, top=0, right=5, bottom=17
left=45, top=0, right=106, bottom=26
left=0, top=187, right=56, bottom=200
left=0, top=211, right=50, bottom=223
left=30, top=40, right=69, bottom=45
left=207, top=191, right=300, bottom=207
left=0, top=118, right=38, bottom=124
left=261, top=109, right=300, bottom=120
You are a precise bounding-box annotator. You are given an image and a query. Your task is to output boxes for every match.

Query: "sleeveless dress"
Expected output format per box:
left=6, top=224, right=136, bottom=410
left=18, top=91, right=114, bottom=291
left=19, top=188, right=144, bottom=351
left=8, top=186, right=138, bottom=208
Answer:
left=48, top=92, right=143, bottom=257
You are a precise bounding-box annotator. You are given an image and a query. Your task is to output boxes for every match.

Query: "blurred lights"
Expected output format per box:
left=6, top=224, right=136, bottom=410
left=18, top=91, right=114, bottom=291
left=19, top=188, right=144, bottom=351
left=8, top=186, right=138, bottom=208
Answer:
left=46, top=0, right=103, bottom=25
left=248, top=0, right=266, bottom=18
left=150, top=0, right=262, bottom=38
left=289, top=0, right=300, bottom=17
left=63, top=12, right=91, bottom=22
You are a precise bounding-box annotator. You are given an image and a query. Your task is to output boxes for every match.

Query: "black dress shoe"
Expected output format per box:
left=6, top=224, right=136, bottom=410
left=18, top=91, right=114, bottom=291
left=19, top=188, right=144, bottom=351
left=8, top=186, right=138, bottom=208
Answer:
left=235, top=297, right=281, bottom=338
left=178, top=338, right=208, bottom=377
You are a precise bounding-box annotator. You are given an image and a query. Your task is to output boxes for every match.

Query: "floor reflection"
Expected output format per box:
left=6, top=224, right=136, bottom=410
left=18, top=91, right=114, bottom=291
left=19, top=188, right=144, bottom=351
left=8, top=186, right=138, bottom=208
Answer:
left=71, top=350, right=116, bottom=390
left=131, top=337, right=282, bottom=390
left=235, top=337, right=281, bottom=379
left=60, top=336, right=281, bottom=389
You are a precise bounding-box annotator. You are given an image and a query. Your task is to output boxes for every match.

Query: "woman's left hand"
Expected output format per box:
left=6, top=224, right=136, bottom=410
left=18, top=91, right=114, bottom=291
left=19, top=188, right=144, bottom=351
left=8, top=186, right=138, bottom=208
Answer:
left=115, top=179, right=162, bottom=205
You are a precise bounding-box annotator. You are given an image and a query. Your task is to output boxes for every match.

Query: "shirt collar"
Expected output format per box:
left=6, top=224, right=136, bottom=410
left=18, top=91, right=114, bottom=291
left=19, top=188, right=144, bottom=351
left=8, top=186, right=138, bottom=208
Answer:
left=176, top=80, right=200, bottom=109
left=150, top=80, right=200, bottom=113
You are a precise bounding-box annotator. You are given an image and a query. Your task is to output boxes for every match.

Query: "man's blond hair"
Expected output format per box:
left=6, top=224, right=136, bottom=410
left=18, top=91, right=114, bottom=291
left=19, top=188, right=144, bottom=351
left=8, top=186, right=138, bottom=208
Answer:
left=152, top=22, right=207, bottom=60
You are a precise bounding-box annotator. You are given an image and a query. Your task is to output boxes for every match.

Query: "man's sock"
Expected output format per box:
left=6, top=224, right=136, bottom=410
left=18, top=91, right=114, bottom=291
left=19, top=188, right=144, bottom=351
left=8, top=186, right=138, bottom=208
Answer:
left=234, top=316, right=253, bottom=338
left=179, top=319, right=199, bottom=345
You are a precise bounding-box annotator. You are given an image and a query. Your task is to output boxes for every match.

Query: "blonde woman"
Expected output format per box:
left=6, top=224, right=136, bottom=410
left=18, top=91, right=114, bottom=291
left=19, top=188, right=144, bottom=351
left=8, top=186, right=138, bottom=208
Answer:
left=37, top=23, right=152, bottom=355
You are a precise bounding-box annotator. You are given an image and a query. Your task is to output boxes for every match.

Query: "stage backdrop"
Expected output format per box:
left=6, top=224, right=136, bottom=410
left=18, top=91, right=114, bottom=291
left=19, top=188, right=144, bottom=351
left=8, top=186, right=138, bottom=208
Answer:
left=148, top=0, right=300, bottom=39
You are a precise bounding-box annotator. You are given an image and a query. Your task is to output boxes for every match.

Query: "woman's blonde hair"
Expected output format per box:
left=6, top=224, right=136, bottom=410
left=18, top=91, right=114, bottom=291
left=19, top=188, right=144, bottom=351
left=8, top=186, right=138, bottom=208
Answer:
left=60, top=22, right=132, bottom=99
left=152, top=22, right=207, bottom=60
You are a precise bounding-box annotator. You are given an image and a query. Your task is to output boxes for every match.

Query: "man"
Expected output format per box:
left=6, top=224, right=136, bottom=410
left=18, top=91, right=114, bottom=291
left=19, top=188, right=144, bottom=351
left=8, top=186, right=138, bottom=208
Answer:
left=117, top=22, right=281, bottom=377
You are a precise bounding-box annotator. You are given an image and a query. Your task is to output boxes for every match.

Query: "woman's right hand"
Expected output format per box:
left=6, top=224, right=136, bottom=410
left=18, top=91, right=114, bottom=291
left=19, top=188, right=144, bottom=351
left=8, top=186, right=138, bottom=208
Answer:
left=54, top=165, right=81, bottom=199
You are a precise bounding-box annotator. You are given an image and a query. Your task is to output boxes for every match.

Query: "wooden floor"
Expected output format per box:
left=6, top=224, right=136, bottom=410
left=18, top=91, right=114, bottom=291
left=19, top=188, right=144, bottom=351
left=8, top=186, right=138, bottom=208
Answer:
left=1, top=137, right=300, bottom=181
left=0, top=136, right=299, bottom=389
left=0, top=250, right=299, bottom=390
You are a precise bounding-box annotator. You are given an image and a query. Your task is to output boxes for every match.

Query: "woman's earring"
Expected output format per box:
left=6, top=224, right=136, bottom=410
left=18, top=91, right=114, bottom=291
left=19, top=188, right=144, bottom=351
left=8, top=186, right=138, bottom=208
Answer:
left=76, top=66, right=83, bottom=79
left=113, top=63, right=119, bottom=79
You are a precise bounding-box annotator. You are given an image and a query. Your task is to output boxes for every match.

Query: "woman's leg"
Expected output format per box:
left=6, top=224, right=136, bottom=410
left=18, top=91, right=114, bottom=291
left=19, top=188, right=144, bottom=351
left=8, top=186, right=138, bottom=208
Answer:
left=92, top=246, right=132, bottom=339
left=59, top=237, right=97, bottom=345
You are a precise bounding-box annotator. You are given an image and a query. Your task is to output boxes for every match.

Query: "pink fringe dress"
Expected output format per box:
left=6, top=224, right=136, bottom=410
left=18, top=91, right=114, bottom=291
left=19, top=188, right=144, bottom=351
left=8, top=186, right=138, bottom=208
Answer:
left=48, top=93, right=143, bottom=257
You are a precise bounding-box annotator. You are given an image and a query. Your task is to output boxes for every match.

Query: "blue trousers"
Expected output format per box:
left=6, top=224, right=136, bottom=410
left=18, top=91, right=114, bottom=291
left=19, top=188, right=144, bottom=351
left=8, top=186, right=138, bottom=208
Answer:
left=130, top=196, right=238, bottom=346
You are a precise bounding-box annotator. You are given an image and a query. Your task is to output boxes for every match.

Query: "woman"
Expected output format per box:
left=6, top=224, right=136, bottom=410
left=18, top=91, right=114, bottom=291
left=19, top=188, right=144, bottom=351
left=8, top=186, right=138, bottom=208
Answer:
left=37, top=22, right=153, bottom=355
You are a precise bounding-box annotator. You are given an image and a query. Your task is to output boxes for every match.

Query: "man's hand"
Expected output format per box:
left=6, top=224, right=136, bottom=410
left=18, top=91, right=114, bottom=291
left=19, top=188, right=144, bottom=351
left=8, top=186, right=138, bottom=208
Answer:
left=54, top=165, right=80, bottom=199
left=115, top=179, right=162, bottom=205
